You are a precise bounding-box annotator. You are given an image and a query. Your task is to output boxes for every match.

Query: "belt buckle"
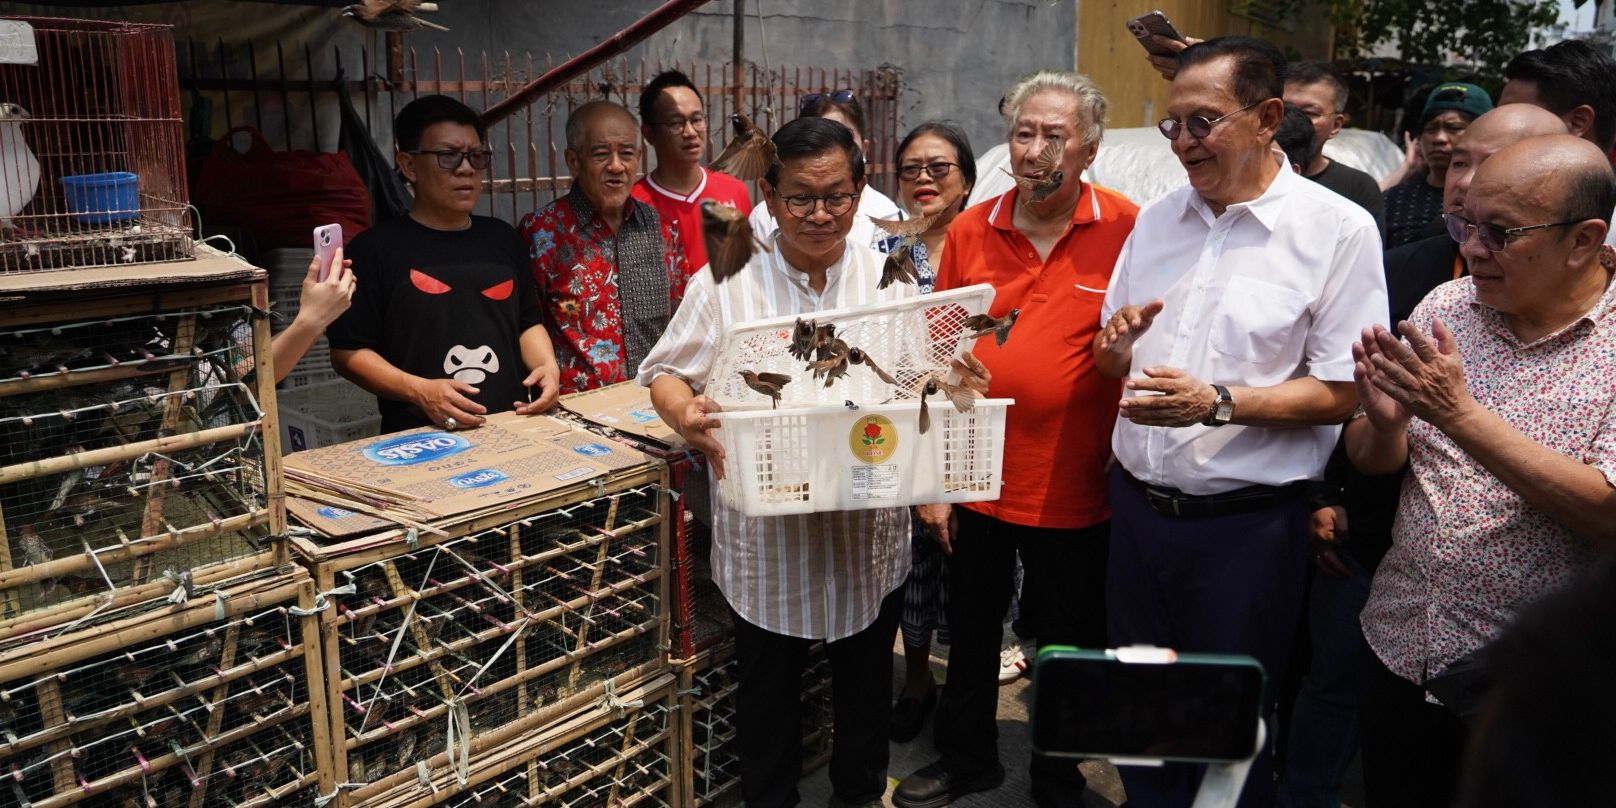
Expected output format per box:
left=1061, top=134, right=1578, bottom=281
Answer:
left=1146, top=486, right=1181, bottom=517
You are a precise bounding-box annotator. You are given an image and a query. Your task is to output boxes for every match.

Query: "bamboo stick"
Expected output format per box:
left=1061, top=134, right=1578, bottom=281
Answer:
left=0, top=360, right=185, bottom=398
left=0, top=499, right=17, bottom=620
left=0, top=550, right=275, bottom=644
left=0, top=509, right=269, bottom=592
left=343, top=620, right=660, bottom=751
left=0, top=576, right=302, bottom=682
left=0, top=643, right=300, bottom=761
left=132, top=314, right=197, bottom=586
left=566, top=494, right=621, bottom=691
left=379, top=560, right=458, bottom=702
left=29, top=702, right=312, bottom=808
left=34, top=676, right=75, bottom=796
left=606, top=697, right=641, bottom=805
left=251, top=282, right=289, bottom=545
left=0, top=421, right=262, bottom=486
left=340, top=570, right=658, bottom=693
left=350, top=673, right=673, bottom=806
left=185, top=620, right=240, bottom=808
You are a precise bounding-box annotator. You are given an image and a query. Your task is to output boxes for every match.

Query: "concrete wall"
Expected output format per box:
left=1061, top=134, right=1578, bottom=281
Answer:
left=399, top=0, right=1079, bottom=157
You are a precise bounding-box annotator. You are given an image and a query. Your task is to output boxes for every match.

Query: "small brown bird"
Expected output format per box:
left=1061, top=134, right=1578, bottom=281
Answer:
left=740, top=370, right=793, bottom=409
left=913, top=373, right=979, bottom=434
left=1002, top=138, right=1065, bottom=203
left=810, top=338, right=851, bottom=387
left=869, top=213, right=936, bottom=289
left=963, top=308, right=1021, bottom=346
left=711, top=113, right=778, bottom=180
left=342, top=0, right=449, bottom=32
left=702, top=199, right=771, bottom=283
left=847, top=347, right=899, bottom=387
left=790, top=318, right=837, bottom=362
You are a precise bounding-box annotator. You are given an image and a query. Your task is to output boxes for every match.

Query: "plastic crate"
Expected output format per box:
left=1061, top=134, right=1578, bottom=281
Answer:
left=702, top=284, right=1013, bottom=516
left=278, top=379, right=380, bottom=453
left=712, top=398, right=1010, bottom=516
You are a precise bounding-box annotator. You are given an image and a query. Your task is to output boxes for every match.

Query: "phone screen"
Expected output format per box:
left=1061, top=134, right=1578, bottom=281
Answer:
left=1032, top=652, right=1264, bottom=762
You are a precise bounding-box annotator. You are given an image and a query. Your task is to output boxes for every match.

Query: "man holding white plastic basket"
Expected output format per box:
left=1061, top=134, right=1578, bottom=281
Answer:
left=637, top=116, right=990, bottom=808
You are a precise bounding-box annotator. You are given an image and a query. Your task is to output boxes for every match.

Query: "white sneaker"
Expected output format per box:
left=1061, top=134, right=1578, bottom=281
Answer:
left=997, top=642, right=1029, bottom=684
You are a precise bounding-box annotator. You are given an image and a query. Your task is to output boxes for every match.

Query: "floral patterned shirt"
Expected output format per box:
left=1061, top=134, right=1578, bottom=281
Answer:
left=519, top=189, right=691, bottom=393
left=1361, top=274, right=1616, bottom=690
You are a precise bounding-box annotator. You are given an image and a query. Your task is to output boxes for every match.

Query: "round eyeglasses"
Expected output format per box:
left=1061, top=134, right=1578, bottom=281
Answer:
left=1157, top=99, right=1269, bottom=141
left=780, top=192, right=858, bottom=218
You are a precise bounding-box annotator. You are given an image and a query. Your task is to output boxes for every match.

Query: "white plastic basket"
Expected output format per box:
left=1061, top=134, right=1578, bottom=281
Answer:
left=703, top=284, right=1013, bottom=516
left=278, top=378, right=381, bottom=453
left=705, top=284, right=999, bottom=407
left=712, top=399, right=1011, bottom=516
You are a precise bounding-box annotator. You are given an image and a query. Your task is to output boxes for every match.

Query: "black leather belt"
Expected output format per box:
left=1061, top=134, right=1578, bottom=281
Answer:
left=1122, top=469, right=1308, bottom=518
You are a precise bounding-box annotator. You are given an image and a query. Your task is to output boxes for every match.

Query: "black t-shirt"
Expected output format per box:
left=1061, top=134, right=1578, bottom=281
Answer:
left=328, top=215, right=542, bottom=433
left=1309, top=159, right=1386, bottom=242
left=1382, top=175, right=1445, bottom=249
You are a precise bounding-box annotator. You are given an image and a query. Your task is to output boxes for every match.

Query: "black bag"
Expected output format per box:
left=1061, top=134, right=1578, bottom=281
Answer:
left=337, top=70, right=412, bottom=225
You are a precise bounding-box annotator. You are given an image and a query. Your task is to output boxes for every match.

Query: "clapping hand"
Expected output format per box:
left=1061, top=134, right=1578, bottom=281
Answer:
left=1358, top=320, right=1474, bottom=429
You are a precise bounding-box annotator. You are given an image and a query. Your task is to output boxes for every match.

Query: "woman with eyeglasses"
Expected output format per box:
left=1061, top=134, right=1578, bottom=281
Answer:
left=880, top=121, right=976, bottom=745
left=748, top=90, right=904, bottom=246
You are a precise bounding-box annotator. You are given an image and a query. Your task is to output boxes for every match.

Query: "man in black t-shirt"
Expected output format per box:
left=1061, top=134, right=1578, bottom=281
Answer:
left=329, top=95, right=561, bottom=434
left=1284, top=60, right=1387, bottom=239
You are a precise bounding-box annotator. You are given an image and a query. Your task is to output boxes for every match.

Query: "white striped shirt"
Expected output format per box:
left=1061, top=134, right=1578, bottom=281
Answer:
left=635, top=235, right=914, bottom=641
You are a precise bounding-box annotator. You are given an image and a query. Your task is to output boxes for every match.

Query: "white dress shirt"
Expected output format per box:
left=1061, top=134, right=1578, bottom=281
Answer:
left=1103, top=166, right=1388, bottom=495
left=636, top=235, right=914, bottom=640
left=748, top=186, right=903, bottom=249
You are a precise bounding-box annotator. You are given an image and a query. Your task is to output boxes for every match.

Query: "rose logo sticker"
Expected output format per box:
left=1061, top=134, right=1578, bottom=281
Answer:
left=849, top=414, right=898, bottom=464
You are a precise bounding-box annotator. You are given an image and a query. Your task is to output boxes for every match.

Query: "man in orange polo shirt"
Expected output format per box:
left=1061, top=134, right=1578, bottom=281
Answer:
left=893, top=71, right=1138, bottom=808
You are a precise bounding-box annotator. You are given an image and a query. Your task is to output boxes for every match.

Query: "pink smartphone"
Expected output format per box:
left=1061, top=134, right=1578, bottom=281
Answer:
left=313, top=223, right=343, bottom=282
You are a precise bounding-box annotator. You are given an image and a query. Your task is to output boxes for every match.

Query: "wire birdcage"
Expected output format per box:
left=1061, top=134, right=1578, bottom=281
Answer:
left=0, top=17, right=192, bottom=273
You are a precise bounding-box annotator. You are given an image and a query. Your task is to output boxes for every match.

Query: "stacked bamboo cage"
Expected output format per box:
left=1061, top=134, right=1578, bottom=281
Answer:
left=288, top=459, right=671, bottom=808
left=0, top=567, right=326, bottom=807
left=0, top=254, right=285, bottom=637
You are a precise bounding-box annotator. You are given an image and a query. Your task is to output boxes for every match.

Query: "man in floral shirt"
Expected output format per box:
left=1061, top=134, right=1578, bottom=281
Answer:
left=520, top=101, right=691, bottom=393
left=1348, top=135, right=1616, bottom=808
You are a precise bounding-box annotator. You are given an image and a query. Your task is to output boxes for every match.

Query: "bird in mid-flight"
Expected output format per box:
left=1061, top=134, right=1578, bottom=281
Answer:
left=342, top=0, right=449, bottom=32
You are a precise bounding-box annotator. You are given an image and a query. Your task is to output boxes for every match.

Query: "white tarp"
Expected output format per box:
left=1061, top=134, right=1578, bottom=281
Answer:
left=968, top=128, right=1402, bottom=209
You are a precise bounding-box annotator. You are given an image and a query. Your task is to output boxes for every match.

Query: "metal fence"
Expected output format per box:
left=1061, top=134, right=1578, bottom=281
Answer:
left=178, top=41, right=903, bottom=227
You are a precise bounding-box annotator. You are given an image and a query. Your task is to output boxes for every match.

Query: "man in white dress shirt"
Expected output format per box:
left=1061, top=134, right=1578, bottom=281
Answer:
left=639, top=116, right=988, bottom=808
left=1093, top=37, right=1387, bottom=808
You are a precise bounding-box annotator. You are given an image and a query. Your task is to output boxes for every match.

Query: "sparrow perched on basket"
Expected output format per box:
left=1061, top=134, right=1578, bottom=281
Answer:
left=710, top=113, right=777, bottom=180
left=1002, top=138, right=1064, bottom=204
left=342, top=0, right=449, bottom=32
left=790, top=318, right=836, bottom=363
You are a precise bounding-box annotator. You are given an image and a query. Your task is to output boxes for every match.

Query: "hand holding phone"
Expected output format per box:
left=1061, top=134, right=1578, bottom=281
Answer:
left=1128, top=11, right=1187, bottom=58
left=313, top=223, right=343, bottom=283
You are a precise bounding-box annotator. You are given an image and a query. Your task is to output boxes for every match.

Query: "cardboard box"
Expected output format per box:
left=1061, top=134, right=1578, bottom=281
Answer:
left=284, top=411, right=652, bottom=537
left=559, top=381, right=686, bottom=452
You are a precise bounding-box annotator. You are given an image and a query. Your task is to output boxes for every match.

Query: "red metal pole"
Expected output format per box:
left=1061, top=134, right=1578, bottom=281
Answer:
left=481, top=0, right=712, bottom=127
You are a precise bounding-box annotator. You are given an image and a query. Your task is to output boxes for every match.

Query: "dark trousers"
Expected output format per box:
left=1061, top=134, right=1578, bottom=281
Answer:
left=1359, top=649, right=1467, bottom=808
left=1105, top=465, right=1310, bottom=808
left=934, top=507, right=1110, bottom=798
left=732, top=588, right=903, bottom=808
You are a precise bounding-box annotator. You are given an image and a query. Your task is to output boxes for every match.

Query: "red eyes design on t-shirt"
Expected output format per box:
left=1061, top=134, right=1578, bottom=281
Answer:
left=409, top=270, right=514, bottom=300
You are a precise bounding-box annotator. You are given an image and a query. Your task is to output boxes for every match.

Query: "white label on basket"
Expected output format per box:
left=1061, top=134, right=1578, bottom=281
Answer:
left=0, top=22, right=36, bottom=65
left=851, top=465, right=901, bottom=500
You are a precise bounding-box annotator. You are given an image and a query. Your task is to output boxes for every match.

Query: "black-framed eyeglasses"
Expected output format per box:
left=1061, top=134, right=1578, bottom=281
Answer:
left=1157, top=99, right=1269, bottom=141
left=780, top=192, right=859, bottom=218
left=800, top=90, right=855, bottom=112
left=897, top=161, right=959, bottom=181
left=1444, top=212, right=1580, bottom=253
left=409, top=149, right=493, bottom=171
left=653, top=114, right=708, bottom=132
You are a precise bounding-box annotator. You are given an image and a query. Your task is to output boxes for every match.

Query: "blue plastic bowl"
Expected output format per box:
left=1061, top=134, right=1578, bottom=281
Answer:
left=59, top=171, right=140, bottom=224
